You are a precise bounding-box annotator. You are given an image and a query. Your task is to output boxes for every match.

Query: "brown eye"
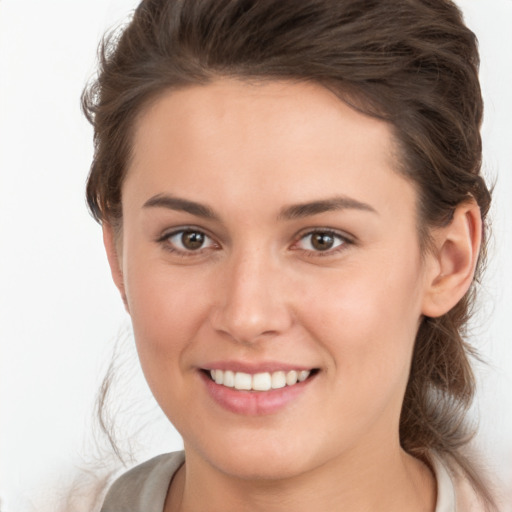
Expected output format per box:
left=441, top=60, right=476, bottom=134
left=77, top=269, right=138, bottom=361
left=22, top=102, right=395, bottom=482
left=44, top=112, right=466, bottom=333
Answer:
left=181, top=231, right=205, bottom=250
left=166, top=229, right=215, bottom=252
left=311, top=232, right=335, bottom=251
left=295, top=230, right=346, bottom=253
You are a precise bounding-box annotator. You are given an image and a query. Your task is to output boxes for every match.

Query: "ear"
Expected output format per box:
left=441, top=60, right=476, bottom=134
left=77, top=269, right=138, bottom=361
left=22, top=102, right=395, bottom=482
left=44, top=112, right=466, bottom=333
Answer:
left=102, top=222, right=130, bottom=313
left=421, top=200, right=482, bottom=318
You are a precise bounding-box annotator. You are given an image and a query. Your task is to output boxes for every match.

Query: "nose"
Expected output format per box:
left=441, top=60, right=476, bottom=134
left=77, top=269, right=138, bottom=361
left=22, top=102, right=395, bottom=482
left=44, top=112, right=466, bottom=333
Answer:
left=210, top=249, right=293, bottom=345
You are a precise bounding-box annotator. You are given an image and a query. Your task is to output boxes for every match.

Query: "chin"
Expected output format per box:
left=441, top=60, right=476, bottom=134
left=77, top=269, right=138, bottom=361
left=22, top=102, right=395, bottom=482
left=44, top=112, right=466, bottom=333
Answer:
left=215, top=452, right=307, bottom=481
left=192, top=432, right=323, bottom=481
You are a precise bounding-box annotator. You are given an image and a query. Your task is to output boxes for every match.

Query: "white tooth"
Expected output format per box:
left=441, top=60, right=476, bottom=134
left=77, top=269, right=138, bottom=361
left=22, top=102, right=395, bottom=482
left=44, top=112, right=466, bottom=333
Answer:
left=216, top=369, right=309, bottom=390
left=271, top=371, right=286, bottom=389
left=234, top=372, right=252, bottom=390
left=223, top=370, right=235, bottom=388
left=298, top=370, right=310, bottom=382
left=253, top=372, right=272, bottom=391
left=286, top=370, right=298, bottom=386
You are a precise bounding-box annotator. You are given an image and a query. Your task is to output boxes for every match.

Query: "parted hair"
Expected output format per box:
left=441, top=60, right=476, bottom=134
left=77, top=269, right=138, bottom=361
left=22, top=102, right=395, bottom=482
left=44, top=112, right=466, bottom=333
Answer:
left=82, top=0, right=494, bottom=507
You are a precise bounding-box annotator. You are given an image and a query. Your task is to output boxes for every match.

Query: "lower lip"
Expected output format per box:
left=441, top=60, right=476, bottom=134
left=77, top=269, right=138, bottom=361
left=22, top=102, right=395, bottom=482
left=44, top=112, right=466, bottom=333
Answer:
left=200, top=371, right=315, bottom=416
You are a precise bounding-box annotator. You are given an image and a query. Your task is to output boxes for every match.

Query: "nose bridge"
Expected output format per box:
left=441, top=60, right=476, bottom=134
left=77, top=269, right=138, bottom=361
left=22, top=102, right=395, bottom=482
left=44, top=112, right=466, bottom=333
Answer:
left=211, top=246, right=291, bottom=343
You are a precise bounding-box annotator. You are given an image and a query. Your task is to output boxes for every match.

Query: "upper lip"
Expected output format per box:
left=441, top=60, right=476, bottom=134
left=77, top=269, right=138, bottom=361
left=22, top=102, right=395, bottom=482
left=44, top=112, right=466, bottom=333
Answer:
left=200, top=361, right=317, bottom=374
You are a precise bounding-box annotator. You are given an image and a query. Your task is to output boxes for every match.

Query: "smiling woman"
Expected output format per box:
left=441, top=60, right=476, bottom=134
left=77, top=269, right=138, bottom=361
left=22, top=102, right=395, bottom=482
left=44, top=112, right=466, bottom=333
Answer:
left=81, top=0, right=499, bottom=511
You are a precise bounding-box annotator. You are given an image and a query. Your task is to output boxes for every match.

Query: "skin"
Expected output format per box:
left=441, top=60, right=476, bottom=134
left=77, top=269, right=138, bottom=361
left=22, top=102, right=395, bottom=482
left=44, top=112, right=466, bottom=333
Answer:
left=104, top=79, right=481, bottom=511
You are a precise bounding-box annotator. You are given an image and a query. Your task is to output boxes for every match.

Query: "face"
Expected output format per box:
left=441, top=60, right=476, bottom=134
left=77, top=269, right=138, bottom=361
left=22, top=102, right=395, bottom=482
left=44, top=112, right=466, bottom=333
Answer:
left=113, top=79, right=434, bottom=480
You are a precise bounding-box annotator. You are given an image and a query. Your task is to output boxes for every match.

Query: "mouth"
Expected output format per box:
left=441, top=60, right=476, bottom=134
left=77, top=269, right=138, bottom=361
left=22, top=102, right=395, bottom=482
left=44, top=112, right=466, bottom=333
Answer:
left=201, top=368, right=319, bottom=392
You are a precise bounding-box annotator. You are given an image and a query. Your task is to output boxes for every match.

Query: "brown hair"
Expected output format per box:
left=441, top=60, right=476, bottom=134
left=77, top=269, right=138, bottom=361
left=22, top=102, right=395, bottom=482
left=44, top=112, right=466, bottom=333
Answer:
left=82, top=0, right=494, bottom=507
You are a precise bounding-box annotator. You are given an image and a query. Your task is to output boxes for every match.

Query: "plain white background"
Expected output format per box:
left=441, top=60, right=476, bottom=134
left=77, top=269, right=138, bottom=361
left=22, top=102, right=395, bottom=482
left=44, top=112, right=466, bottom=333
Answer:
left=0, top=1, right=511, bottom=510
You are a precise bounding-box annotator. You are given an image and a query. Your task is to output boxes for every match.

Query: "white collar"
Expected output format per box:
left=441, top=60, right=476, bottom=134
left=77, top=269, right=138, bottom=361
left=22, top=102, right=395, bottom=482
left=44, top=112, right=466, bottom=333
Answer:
left=431, top=453, right=457, bottom=512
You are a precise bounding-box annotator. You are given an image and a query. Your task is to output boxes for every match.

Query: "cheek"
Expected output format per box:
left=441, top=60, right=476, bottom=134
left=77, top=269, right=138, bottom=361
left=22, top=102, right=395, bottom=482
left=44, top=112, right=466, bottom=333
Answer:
left=123, top=265, right=218, bottom=429
left=123, top=258, right=211, bottom=379
left=302, top=251, right=425, bottom=386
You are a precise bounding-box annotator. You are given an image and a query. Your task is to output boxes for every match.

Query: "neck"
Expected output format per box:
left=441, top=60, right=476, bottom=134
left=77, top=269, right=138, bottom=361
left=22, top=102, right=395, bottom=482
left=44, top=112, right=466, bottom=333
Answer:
left=165, top=444, right=436, bottom=512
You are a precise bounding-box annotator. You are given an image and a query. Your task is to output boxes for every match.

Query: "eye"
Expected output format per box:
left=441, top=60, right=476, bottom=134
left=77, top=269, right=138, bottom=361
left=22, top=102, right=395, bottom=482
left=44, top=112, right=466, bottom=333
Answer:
left=163, top=229, right=217, bottom=253
left=294, top=230, right=348, bottom=253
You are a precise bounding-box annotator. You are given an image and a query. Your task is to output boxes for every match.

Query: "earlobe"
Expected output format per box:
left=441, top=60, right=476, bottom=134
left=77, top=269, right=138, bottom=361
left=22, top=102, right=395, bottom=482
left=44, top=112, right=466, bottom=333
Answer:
left=421, top=201, right=482, bottom=318
left=102, top=222, right=130, bottom=313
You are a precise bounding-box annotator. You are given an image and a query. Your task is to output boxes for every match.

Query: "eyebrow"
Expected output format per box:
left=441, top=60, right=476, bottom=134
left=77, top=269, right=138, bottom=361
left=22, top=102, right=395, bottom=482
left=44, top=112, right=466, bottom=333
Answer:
left=143, top=194, right=218, bottom=220
left=278, top=196, right=378, bottom=220
left=142, top=193, right=377, bottom=221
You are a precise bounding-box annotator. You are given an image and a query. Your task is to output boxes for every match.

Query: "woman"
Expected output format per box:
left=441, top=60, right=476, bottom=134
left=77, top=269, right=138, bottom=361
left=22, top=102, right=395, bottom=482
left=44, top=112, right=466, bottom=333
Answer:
left=82, top=0, right=498, bottom=510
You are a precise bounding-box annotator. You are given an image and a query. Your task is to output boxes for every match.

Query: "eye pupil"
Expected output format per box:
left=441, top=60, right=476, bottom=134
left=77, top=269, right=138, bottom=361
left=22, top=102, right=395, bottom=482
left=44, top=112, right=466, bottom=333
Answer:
left=311, top=233, right=334, bottom=251
left=182, top=231, right=205, bottom=250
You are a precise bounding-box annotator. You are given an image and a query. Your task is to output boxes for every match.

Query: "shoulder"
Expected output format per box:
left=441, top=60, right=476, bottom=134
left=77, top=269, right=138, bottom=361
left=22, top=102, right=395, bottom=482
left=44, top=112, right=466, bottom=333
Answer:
left=101, top=451, right=185, bottom=512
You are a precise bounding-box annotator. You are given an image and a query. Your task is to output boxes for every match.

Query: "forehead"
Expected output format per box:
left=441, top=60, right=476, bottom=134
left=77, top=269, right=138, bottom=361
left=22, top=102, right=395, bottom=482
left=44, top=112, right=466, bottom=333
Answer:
left=125, top=79, right=416, bottom=222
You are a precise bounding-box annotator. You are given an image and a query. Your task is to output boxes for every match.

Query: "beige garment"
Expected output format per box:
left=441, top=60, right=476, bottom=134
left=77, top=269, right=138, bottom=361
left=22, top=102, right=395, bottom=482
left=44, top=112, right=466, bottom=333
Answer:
left=429, top=452, right=486, bottom=511
left=100, top=450, right=485, bottom=511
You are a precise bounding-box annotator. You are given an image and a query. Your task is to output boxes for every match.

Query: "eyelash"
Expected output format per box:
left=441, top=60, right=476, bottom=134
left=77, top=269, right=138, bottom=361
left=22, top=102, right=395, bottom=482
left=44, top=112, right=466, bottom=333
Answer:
left=291, top=229, right=353, bottom=257
left=157, top=227, right=219, bottom=257
left=157, top=227, right=353, bottom=258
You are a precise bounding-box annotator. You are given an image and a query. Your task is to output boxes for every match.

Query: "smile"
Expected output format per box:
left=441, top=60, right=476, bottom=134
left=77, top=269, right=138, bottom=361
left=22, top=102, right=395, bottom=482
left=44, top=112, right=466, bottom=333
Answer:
left=208, top=369, right=312, bottom=391
left=200, top=364, right=319, bottom=415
